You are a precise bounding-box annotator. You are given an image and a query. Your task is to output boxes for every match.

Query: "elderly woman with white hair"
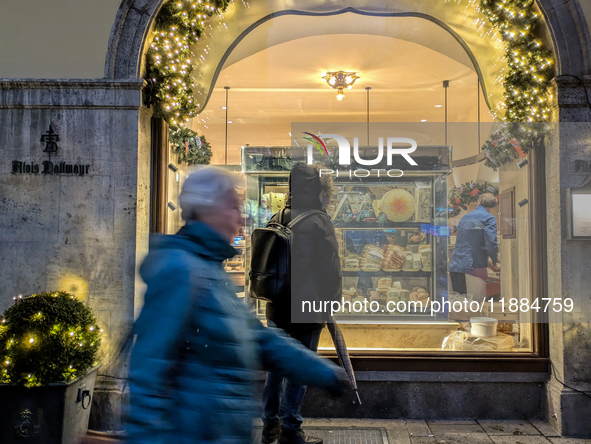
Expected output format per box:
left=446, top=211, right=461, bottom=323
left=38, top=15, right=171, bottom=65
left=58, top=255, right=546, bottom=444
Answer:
left=126, top=166, right=346, bottom=444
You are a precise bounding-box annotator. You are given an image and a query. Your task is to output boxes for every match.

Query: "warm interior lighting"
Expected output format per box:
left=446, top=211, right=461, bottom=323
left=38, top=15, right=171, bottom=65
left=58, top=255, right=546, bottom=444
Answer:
left=323, top=71, right=360, bottom=101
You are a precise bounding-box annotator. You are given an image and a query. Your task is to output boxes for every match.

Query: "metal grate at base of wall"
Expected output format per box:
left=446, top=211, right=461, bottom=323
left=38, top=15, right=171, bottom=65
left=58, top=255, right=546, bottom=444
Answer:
left=252, top=428, right=389, bottom=444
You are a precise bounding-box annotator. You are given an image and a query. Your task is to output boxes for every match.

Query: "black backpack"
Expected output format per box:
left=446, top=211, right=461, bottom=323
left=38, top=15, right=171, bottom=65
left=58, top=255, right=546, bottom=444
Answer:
left=248, top=209, right=321, bottom=303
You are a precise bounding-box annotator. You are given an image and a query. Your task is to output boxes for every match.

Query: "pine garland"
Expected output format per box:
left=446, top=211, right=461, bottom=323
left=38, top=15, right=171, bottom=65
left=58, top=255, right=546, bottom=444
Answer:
left=145, top=0, right=554, bottom=169
left=477, top=0, right=554, bottom=169
left=170, top=127, right=212, bottom=165
left=448, top=181, right=499, bottom=217
left=146, top=0, right=230, bottom=127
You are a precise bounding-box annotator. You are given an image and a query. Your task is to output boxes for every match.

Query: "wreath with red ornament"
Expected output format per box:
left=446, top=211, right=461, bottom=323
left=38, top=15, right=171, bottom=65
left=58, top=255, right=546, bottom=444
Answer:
left=448, top=181, right=499, bottom=218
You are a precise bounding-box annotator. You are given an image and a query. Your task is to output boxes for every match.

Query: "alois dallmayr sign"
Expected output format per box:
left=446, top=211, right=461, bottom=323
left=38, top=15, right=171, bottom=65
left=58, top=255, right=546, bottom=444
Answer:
left=11, top=125, right=91, bottom=176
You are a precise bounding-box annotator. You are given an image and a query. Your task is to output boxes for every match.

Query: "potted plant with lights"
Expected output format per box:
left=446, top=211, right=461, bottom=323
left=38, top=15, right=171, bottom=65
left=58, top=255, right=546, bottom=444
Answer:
left=0, top=291, right=102, bottom=444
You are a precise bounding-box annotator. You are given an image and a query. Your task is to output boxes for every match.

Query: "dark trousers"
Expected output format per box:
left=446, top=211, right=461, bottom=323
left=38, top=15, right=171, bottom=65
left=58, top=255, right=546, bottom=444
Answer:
left=450, top=272, right=467, bottom=294
left=262, top=324, right=324, bottom=431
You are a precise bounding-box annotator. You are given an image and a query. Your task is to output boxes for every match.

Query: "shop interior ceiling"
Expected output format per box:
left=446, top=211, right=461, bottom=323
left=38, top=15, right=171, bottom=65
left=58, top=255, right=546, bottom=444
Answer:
left=189, top=13, right=501, bottom=186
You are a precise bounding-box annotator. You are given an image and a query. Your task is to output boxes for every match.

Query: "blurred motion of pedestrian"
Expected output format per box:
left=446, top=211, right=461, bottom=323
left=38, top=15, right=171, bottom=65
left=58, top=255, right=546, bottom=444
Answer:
left=125, top=166, right=347, bottom=444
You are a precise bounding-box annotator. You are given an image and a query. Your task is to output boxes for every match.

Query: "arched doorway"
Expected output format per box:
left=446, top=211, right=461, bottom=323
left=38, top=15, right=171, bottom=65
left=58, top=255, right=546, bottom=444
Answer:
left=102, top=0, right=591, bottom=435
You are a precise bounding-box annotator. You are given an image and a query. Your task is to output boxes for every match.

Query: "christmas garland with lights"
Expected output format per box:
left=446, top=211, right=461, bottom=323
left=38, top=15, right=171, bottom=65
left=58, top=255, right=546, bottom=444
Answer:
left=145, top=0, right=554, bottom=168
left=146, top=0, right=230, bottom=127
left=0, top=292, right=101, bottom=387
left=448, top=181, right=499, bottom=217
left=170, top=127, right=212, bottom=165
left=477, top=0, right=554, bottom=169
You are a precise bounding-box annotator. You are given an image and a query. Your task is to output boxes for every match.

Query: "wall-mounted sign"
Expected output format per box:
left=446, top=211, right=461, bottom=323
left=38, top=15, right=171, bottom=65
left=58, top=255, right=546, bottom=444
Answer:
left=12, top=161, right=90, bottom=176
left=566, top=178, right=591, bottom=240
left=41, top=125, right=59, bottom=153
left=10, top=124, right=91, bottom=176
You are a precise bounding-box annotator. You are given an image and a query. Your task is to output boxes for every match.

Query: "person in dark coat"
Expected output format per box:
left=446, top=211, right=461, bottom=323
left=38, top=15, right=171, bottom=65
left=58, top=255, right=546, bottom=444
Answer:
left=125, top=166, right=347, bottom=444
left=449, top=193, right=500, bottom=299
left=262, top=163, right=342, bottom=444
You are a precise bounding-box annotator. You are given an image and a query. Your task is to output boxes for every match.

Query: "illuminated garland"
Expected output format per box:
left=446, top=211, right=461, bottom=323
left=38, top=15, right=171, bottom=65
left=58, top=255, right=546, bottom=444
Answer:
left=170, top=127, right=212, bottom=165
left=0, top=292, right=102, bottom=387
left=146, top=0, right=554, bottom=168
left=476, top=0, right=554, bottom=169
left=146, top=0, right=230, bottom=127
left=449, top=181, right=499, bottom=217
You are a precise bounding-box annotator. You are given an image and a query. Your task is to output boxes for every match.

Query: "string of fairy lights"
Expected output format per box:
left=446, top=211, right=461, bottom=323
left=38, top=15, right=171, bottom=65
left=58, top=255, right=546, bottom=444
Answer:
left=146, top=0, right=230, bottom=127
left=476, top=0, right=554, bottom=123
left=147, top=0, right=554, bottom=167
left=0, top=292, right=102, bottom=386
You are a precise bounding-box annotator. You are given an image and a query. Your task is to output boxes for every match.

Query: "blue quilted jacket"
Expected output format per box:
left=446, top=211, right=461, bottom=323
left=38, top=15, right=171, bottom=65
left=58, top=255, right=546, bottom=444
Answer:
left=126, top=221, right=341, bottom=444
left=449, top=205, right=498, bottom=273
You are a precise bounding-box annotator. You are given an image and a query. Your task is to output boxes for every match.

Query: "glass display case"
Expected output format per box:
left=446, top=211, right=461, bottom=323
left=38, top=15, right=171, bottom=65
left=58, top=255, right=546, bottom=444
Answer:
left=242, top=146, right=451, bottom=323
left=223, top=236, right=246, bottom=298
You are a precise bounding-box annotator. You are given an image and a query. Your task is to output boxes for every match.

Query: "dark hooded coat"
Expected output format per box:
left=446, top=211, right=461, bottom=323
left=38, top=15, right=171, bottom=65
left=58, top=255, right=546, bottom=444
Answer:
left=266, top=163, right=342, bottom=332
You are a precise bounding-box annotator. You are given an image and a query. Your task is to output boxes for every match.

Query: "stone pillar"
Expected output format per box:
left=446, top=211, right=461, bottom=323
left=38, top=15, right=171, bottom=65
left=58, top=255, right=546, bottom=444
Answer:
left=546, top=77, right=591, bottom=437
left=0, top=80, right=152, bottom=432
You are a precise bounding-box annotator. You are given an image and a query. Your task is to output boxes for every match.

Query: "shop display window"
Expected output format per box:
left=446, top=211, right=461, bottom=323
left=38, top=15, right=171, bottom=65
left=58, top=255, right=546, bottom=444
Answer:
left=241, top=146, right=535, bottom=354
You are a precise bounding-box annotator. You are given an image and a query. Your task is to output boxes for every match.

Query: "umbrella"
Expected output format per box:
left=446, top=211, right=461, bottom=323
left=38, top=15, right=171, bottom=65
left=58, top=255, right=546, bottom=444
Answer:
left=327, top=320, right=362, bottom=404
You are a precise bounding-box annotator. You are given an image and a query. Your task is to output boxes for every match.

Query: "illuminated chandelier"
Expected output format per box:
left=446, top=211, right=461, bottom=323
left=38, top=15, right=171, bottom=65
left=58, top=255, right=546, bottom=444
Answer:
left=322, top=71, right=360, bottom=101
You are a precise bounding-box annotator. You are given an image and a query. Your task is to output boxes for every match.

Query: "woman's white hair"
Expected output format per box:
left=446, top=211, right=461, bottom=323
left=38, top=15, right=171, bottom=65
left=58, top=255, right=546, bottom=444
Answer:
left=179, top=166, right=238, bottom=221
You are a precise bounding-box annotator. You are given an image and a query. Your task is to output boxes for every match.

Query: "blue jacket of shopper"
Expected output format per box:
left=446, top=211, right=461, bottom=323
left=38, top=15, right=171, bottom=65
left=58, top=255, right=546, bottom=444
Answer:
left=126, top=221, right=342, bottom=444
left=449, top=205, right=498, bottom=273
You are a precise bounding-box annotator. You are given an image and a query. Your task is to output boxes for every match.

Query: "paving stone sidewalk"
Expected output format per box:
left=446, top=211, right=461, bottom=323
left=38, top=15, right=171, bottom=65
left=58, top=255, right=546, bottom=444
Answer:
left=84, top=419, right=591, bottom=444
left=252, top=419, right=591, bottom=444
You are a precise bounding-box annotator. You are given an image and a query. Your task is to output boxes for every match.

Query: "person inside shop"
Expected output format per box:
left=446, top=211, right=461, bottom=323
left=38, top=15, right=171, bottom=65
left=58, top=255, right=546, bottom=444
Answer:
left=262, top=163, right=342, bottom=444
left=126, top=166, right=347, bottom=444
left=449, top=192, right=500, bottom=301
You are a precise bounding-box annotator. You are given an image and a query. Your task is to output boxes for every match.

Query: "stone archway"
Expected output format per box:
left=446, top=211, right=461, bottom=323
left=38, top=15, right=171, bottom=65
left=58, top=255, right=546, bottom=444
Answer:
left=105, top=0, right=591, bottom=82
left=102, top=0, right=591, bottom=436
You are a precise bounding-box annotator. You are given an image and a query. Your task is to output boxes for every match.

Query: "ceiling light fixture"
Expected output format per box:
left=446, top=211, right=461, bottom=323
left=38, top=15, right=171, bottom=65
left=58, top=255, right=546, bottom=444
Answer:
left=322, top=71, right=360, bottom=101
left=421, top=119, right=427, bottom=122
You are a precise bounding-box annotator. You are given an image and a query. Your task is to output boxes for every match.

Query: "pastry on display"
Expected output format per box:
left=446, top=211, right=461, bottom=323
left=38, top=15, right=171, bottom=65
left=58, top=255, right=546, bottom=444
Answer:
left=402, top=251, right=414, bottom=271
left=419, top=245, right=432, bottom=270
left=371, top=295, right=387, bottom=308
left=382, top=244, right=406, bottom=270
left=387, top=288, right=400, bottom=301
left=412, top=253, right=422, bottom=270
left=361, top=246, right=384, bottom=271
left=378, top=278, right=392, bottom=289
left=410, top=287, right=430, bottom=304
left=380, top=189, right=416, bottom=222
left=343, top=256, right=361, bottom=271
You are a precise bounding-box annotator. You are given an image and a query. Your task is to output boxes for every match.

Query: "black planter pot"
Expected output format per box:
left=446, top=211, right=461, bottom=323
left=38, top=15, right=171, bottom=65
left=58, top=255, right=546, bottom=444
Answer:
left=0, top=366, right=99, bottom=444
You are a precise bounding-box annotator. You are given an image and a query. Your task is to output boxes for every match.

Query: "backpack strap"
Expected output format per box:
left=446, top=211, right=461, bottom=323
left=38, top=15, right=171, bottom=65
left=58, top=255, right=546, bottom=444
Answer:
left=287, top=209, right=323, bottom=228
left=278, top=208, right=286, bottom=225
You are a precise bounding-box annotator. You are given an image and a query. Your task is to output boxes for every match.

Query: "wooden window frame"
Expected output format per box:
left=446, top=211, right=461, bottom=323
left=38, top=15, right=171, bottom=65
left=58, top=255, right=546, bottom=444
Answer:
left=500, top=186, right=516, bottom=239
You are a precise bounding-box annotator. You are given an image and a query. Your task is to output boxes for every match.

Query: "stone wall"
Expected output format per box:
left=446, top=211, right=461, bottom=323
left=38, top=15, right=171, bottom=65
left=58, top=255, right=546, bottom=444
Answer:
left=545, top=78, right=591, bottom=437
left=0, top=80, right=150, bottom=432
